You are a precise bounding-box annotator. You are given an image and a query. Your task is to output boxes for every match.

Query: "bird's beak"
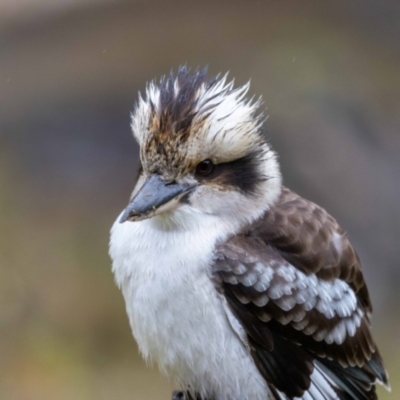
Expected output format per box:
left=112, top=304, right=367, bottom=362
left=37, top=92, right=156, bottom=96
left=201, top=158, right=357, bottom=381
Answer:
left=119, top=174, right=195, bottom=223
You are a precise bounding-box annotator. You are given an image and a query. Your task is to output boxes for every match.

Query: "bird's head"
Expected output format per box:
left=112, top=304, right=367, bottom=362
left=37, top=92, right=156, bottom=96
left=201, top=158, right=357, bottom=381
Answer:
left=120, top=67, right=282, bottom=230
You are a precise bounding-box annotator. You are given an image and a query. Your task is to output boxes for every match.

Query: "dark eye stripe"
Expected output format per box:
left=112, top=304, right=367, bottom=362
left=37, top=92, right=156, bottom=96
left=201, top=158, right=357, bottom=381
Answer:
left=197, top=151, right=265, bottom=194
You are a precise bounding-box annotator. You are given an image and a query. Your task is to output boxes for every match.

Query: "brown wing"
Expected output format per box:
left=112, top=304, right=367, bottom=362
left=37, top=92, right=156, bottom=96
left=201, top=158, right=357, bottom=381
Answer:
left=254, top=187, right=372, bottom=316
left=213, top=188, right=388, bottom=399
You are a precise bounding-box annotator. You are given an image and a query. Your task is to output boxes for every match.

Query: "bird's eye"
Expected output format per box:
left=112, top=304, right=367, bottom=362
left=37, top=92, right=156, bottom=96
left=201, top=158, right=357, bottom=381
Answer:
left=196, top=159, right=214, bottom=176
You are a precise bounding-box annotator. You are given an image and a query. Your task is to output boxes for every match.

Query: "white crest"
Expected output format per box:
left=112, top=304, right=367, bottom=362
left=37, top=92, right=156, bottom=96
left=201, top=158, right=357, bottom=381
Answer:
left=131, top=68, right=265, bottom=163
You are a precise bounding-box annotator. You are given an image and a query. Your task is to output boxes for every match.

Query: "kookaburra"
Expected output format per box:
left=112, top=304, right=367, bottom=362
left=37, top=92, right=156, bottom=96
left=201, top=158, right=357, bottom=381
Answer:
left=109, top=67, right=389, bottom=400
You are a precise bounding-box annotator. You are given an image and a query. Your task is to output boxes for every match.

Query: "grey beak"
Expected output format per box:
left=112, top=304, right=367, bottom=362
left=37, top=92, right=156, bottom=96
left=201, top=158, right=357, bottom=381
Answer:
left=120, top=174, right=193, bottom=223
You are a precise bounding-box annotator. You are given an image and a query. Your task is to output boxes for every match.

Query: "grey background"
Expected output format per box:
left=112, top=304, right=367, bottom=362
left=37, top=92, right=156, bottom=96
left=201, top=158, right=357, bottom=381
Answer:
left=0, top=1, right=399, bottom=399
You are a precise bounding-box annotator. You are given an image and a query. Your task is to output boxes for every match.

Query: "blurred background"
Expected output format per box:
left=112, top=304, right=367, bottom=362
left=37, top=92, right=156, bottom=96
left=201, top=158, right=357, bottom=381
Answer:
left=0, top=1, right=399, bottom=399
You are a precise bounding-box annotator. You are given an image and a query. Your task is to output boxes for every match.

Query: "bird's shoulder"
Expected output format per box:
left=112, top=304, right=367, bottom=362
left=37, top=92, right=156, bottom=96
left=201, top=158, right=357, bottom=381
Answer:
left=247, top=186, right=370, bottom=312
left=212, top=187, right=388, bottom=399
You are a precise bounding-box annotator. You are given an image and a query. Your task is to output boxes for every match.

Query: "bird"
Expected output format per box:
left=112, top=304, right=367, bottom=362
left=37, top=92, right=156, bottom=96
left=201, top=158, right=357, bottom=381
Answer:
left=109, top=66, right=389, bottom=400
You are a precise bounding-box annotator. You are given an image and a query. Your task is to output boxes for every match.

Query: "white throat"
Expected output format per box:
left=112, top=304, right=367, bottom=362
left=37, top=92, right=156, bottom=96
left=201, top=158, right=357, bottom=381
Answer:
left=109, top=207, right=269, bottom=400
left=110, top=206, right=235, bottom=289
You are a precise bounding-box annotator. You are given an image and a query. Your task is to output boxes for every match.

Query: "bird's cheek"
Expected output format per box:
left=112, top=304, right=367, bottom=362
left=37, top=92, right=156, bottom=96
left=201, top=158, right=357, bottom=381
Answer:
left=188, top=187, right=233, bottom=216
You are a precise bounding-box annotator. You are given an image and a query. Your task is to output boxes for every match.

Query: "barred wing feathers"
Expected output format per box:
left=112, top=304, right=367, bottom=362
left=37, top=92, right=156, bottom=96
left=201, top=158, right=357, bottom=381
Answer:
left=213, top=188, right=388, bottom=399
